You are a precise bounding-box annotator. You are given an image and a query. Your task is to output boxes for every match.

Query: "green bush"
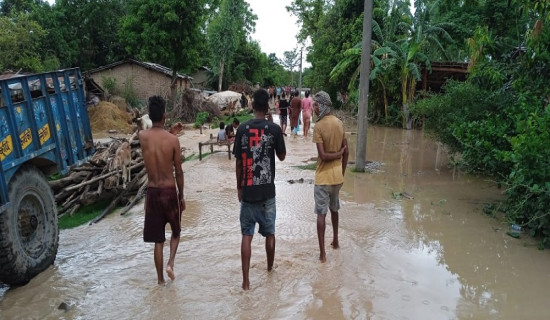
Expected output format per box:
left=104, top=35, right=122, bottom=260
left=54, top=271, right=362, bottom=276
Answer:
left=101, top=76, right=117, bottom=96
left=121, top=76, right=143, bottom=109
left=194, top=111, right=209, bottom=129
left=410, top=27, right=550, bottom=246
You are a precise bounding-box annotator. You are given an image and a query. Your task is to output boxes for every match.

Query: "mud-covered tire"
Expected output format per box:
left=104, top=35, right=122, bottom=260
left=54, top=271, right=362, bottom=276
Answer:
left=0, top=166, right=58, bottom=286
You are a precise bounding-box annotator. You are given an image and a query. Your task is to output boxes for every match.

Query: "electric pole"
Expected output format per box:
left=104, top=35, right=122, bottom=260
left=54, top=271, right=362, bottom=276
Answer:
left=298, top=47, right=303, bottom=97
left=355, top=0, right=373, bottom=172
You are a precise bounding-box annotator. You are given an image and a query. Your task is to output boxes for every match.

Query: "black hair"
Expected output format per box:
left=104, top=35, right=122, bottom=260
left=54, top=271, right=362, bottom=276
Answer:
left=233, top=118, right=240, bottom=125
left=252, top=89, right=269, bottom=113
left=219, top=121, right=225, bottom=130
left=148, top=96, right=165, bottom=122
left=281, top=92, right=286, bottom=98
left=305, top=90, right=310, bottom=98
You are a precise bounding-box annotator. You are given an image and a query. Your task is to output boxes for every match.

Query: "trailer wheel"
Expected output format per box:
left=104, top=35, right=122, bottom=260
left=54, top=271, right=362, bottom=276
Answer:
left=0, top=166, right=58, bottom=286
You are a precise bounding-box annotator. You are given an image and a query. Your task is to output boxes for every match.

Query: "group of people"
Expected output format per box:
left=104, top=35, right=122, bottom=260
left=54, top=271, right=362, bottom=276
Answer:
left=139, top=89, right=348, bottom=290
left=276, top=89, right=314, bottom=137
left=268, top=85, right=296, bottom=103
left=217, top=118, right=240, bottom=142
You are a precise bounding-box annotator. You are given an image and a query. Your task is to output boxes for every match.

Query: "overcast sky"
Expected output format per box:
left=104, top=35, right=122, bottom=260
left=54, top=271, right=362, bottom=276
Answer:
left=246, top=0, right=304, bottom=63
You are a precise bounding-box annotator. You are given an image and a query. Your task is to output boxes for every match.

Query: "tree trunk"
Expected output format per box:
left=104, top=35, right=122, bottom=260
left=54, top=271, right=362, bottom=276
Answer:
left=218, top=60, right=225, bottom=92
left=401, top=77, right=408, bottom=129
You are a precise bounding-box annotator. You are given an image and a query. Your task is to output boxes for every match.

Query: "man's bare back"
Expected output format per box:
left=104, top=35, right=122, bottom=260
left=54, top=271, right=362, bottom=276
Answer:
left=139, top=127, right=183, bottom=188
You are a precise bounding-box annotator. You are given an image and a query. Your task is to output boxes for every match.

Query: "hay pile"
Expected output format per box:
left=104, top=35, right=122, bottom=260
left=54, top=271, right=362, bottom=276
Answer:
left=88, top=101, right=133, bottom=134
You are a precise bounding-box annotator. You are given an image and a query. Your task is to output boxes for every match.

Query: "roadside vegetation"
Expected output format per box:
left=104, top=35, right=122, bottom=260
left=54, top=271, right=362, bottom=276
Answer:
left=58, top=200, right=111, bottom=229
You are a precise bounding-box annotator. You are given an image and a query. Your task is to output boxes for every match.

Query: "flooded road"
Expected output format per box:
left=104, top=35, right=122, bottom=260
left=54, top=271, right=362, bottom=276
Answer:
left=2, top=125, right=550, bottom=319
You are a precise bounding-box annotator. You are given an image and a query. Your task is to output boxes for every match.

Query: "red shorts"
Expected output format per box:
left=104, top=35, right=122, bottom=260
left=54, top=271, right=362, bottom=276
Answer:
left=143, top=186, right=181, bottom=243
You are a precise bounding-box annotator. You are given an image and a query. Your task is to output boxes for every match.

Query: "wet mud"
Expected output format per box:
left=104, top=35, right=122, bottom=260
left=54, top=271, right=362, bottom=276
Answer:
left=1, top=123, right=550, bottom=320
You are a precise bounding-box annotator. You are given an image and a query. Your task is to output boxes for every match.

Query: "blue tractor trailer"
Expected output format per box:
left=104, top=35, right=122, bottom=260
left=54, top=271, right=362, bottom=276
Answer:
left=0, top=68, right=94, bottom=285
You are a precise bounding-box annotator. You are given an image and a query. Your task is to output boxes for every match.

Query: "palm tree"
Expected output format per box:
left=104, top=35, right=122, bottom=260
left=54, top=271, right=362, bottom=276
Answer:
left=330, top=0, right=454, bottom=127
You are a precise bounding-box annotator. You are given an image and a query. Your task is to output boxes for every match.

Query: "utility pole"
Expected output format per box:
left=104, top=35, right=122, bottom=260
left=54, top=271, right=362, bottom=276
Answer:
left=298, top=47, right=303, bottom=97
left=355, top=0, right=373, bottom=172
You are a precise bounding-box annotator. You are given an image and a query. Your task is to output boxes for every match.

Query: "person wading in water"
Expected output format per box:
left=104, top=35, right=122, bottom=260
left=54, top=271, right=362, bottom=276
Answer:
left=139, top=96, right=185, bottom=284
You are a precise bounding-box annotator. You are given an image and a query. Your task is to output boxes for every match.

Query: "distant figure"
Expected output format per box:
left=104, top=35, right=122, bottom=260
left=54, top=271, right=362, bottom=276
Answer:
left=289, top=90, right=302, bottom=135
left=301, top=91, right=313, bottom=137
left=278, top=92, right=289, bottom=135
left=312, top=91, right=348, bottom=263
left=225, top=118, right=240, bottom=141
left=240, top=92, right=247, bottom=109
left=139, top=96, right=185, bottom=284
left=217, top=122, right=227, bottom=142
left=234, top=88, right=286, bottom=290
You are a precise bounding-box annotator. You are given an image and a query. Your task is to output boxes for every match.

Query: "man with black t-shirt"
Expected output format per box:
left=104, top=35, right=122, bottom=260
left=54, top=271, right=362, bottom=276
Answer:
left=234, top=88, right=286, bottom=290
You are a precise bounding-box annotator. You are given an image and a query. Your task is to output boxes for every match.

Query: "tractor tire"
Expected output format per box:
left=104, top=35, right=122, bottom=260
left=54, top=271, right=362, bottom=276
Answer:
left=0, top=166, right=58, bottom=286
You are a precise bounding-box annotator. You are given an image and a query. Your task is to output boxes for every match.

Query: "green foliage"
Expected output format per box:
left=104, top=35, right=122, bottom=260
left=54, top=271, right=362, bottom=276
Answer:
left=208, top=0, right=256, bottom=90
left=194, top=111, right=209, bottom=129
left=121, top=76, right=143, bottom=109
left=503, top=112, right=550, bottom=236
left=47, top=173, right=63, bottom=181
left=411, top=80, right=515, bottom=175
left=411, top=9, right=550, bottom=245
left=211, top=116, right=220, bottom=129
left=45, top=0, right=126, bottom=70
left=120, top=0, right=211, bottom=84
left=230, top=111, right=253, bottom=124
left=0, top=13, right=46, bottom=72
left=101, top=76, right=118, bottom=96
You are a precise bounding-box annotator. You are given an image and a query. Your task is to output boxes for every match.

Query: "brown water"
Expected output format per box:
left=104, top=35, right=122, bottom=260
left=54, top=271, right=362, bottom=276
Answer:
left=2, top=125, right=550, bottom=320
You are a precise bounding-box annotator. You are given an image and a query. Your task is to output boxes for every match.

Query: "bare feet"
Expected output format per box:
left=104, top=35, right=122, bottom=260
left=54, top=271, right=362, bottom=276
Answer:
left=242, top=280, right=250, bottom=290
left=158, top=279, right=166, bottom=285
left=331, top=241, right=340, bottom=249
left=319, top=251, right=326, bottom=263
left=166, top=266, right=175, bottom=281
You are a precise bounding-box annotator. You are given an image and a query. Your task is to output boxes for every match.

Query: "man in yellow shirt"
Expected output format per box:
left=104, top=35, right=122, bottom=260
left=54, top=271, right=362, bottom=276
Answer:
left=312, top=91, right=349, bottom=263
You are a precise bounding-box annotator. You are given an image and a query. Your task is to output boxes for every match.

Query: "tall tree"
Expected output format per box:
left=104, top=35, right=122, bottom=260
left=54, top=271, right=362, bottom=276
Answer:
left=208, top=0, right=256, bottom=91
left=120, top=0, right=211, bottom=104
left=0, top=0, right=44, bottom=16
left=0, top=12, right=46, bottom=72
left=287, top=0, right=326, bottom=41
left=51, top=0, right=125, bottom=70
left=282, top=50, right=300, bottom=85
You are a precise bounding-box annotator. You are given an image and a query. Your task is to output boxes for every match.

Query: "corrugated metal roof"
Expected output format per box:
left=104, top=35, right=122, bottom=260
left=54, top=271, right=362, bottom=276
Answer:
left=84, top=59, right=192, bottom=80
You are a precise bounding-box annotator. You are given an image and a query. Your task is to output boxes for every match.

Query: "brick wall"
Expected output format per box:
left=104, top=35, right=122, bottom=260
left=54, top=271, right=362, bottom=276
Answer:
left=89, top=63, right=189, bottom=103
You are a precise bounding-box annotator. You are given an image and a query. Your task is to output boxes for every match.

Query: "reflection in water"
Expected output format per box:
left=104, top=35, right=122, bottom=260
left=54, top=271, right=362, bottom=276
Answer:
left=1, top=125, right=550, bottom=319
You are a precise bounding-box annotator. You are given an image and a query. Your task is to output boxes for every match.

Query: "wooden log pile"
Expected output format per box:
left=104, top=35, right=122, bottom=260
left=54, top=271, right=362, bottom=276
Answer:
left=50, top=132, right=147, bottom=224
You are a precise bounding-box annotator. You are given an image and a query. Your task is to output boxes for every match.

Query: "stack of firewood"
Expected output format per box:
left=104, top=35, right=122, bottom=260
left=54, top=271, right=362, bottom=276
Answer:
left=49, top=133, right=147, bottom=224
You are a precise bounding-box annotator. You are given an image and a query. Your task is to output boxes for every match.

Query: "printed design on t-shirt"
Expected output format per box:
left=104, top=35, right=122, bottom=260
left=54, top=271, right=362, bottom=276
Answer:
left=241, top=127, right=274, bottom=187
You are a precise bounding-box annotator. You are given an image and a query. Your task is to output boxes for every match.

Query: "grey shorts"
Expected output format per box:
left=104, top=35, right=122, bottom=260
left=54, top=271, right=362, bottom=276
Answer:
left=240, top=197, right=276, bottom=237
left=314, top=184, right=343, bottom=215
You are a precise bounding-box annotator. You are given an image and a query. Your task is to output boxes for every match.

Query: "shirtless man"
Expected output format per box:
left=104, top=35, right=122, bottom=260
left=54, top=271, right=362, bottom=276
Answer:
left=139, top=96, right=185, bottom=284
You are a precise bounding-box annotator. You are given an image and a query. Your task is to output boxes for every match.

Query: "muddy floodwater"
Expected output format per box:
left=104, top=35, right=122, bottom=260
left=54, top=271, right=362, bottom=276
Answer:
left=2, top=124, right=550, bottom=320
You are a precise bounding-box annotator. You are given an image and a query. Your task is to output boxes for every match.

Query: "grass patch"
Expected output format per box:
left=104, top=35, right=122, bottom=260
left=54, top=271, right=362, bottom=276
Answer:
left=58, top=199, right=114, bottom=229
left=183, top=153, right=197, bottom=162
left=48, top=173, right=63, bottom=181
left=296, top=163, right=317, bottom=170
left=223, top=110, right=253, bottom=125
left=184, top=151, right=221, bottom=161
